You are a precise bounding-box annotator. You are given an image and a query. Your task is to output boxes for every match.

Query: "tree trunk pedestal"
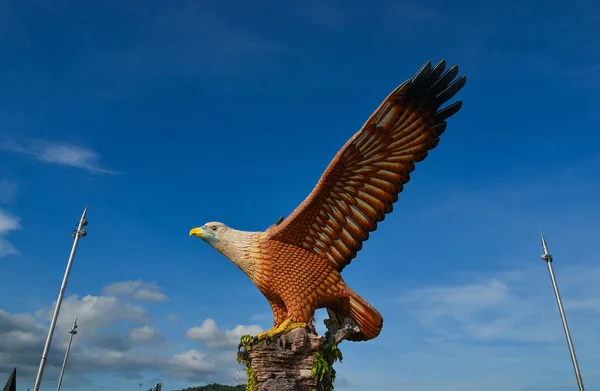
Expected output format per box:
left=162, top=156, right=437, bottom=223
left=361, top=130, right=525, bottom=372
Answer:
left=237, top=319, right=358, bottom=391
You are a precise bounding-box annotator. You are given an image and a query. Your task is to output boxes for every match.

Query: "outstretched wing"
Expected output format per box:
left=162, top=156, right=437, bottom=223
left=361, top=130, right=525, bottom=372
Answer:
left=267, top=60, right=466, bottom=272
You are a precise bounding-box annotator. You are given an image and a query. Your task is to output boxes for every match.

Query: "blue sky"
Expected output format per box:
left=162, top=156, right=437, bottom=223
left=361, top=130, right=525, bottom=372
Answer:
left=0, top=0, right=599, bottom=390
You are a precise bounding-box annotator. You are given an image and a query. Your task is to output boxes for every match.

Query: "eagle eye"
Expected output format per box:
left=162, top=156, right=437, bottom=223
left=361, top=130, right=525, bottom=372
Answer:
left=211, top=225, right=218, bottom=231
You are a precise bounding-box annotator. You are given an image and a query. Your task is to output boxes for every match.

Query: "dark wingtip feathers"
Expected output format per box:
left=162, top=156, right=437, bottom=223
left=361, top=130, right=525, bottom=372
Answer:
left=424, top=59, right=447, bottom=85
left=407, top=60, right=466, bottom=125
left=431, top=121, right=447, bottom=136
left=411, top=61, right=433, bottom=86
left=429, top=64, right=460, bottom=96
left=436, top=75, right=466, bottom=106
left=435, top=101, right=463, bottom=122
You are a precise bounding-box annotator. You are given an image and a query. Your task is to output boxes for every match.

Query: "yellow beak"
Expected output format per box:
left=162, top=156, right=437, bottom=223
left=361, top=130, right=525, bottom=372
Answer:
left=189, top=227, right=210, bottom=238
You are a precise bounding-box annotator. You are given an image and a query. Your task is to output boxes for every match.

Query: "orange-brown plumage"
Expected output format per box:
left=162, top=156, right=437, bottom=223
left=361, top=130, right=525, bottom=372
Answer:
left=190, top=60, right=466, bottom=342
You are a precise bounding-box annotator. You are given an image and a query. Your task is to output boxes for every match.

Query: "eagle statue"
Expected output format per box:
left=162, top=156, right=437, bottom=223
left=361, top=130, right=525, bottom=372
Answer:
left=190, top=60, right=466, bottom=343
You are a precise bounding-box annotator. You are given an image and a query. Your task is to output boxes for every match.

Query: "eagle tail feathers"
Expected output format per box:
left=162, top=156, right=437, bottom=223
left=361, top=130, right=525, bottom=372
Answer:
left=326, top=288, right=383, bottom=342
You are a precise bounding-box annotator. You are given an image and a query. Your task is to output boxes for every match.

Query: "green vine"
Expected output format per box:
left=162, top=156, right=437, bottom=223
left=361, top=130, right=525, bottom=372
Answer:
left=239, top=334, right=254, bottom=353
left=311, top=319, right=344, bottom=391
left=237, top=335, right=258, bottom=391
left=243, top=366, right=258, bottom=391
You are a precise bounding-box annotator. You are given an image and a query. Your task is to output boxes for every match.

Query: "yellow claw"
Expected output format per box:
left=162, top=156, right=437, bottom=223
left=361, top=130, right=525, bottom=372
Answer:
left=254, top=319, right=307, bottom=343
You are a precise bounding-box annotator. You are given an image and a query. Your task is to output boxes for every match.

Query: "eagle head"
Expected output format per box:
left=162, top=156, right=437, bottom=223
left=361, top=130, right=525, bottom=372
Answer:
left=189, top=222, right=229, bottom=247
left=189, top=222, right=257, bottom=276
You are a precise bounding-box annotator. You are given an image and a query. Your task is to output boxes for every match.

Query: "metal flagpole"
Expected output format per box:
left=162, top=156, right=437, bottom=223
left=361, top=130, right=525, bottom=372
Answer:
left=540, top=231, right=585, bottom=391
left=33, top=206, right=88, bottom=391
left=56, top=316, right=78, bottom=391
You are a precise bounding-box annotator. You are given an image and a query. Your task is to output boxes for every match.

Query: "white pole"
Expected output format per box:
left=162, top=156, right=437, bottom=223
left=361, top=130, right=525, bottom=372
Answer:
left=33, top=207, right=88, bottom=391
left=540, top=232, right=585, bottom=391
left=56, top=316, right=78, bottom=391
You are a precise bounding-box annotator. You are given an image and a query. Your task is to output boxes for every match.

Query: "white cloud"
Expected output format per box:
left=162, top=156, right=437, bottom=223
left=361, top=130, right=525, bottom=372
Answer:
left=564, top=298, right=600, bottom=311
left=185, top=318, right=263, bottom=349
left=399, top=265, right=600, bottom=344
left=401, top=279, right=509, bottom=324
left=0, top=287, right=259, bottom=387
left=0, top=309, right=58, bottom=377
left=0, top=239, right=17, bottom=258
left=102, top=280, right=169, bottom=302
left=0, top=180, right=17, bottom=204
left=127, top=325, right=164, bottom=345
left=169, top=349, right=216, bottom=373
left=0, top=138, right=117, bottom=174
left=133, top=288, right=169, bottom=302
left=35, top=294, right=151, bottom=341
left=165, top=313, right=179, bottom=322
left=165, top=347, right=243, bottom=383
left=71, top=346, right=166, bottom=376
left=0, top=208, right=20, bottom=257
left=2, top=293, right=165, bottom=383
left=0, top=209, right=20, bottom=233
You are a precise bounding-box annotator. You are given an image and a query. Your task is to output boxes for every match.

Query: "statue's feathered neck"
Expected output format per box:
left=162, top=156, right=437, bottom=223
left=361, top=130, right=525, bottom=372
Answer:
left=209, top=228, right=260, bottom=276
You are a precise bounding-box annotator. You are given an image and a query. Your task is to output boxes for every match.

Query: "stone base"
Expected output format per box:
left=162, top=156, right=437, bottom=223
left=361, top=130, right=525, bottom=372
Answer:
left=238, top=328, right=323, bottom=391
left=237, top=318, right=360, bottom=391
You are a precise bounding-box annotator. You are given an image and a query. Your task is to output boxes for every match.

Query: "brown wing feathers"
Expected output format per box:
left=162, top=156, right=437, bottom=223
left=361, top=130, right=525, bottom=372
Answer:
left=268, top=60, right=466, bottom=271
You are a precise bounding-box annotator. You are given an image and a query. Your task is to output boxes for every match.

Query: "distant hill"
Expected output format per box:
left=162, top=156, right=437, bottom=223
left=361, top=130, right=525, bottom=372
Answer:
left=172, top=384, right=245, bottom=391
